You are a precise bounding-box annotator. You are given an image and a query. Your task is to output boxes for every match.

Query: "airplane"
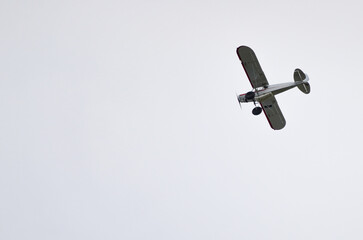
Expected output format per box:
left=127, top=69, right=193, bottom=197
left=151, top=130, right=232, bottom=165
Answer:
left=236, top=46, right=310, bottom=130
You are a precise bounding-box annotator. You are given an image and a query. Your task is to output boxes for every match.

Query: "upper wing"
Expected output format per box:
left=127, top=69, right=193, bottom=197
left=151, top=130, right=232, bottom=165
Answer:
left=260, top=94, right=286, bottom=130
left=236, top=46, right=269, bottom=88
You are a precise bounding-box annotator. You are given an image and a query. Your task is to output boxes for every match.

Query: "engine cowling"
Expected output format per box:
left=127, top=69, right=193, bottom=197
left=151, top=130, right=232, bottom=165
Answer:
left=245, top=91, right=255, bottom=100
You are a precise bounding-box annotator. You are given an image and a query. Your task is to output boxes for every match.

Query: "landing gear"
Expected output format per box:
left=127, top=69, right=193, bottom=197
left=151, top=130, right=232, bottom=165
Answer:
left=252, top=107, right=262, bottom=115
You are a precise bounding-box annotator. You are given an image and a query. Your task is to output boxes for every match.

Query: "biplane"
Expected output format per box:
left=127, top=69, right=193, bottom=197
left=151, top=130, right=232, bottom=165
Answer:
left=236, top=46, right=310, bottom=130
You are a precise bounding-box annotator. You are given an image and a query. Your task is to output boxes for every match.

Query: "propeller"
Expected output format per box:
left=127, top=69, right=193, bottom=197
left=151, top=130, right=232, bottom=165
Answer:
left=236, top=93, right=242, bottom=109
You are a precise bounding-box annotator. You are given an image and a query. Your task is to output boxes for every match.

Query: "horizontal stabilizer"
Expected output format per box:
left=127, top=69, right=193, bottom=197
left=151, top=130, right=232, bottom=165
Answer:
left=294, top=68, right=310, bottom=94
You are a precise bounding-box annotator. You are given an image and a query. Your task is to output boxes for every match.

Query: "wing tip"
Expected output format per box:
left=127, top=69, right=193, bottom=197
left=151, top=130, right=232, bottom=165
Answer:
left=237, top=45, right=252, bottom=51
left=271, top=121, right=286, bottom=130
left=236, top=46, right=252, bottom=59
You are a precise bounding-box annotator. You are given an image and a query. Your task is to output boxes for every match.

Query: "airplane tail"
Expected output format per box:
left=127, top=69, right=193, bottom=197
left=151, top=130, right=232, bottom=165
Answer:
left=294, top=68, right=310, bottom=94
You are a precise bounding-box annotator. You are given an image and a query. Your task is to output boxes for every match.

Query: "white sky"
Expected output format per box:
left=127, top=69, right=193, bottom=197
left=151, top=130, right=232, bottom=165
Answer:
left=1, top=0, right=363, bottom=239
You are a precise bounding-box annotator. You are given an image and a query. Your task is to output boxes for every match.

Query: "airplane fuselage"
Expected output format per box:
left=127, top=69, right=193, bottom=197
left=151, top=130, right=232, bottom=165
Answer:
left=238, top=77, right=309, bottom=104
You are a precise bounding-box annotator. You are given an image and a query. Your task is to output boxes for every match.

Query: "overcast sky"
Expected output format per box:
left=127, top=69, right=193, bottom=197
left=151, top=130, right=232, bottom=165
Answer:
left=1, top=0, right=363, bottom=239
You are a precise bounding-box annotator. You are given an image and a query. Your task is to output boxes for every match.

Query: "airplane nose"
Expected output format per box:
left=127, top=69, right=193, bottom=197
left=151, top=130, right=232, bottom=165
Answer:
left=238, top=95, right=245, bottom=102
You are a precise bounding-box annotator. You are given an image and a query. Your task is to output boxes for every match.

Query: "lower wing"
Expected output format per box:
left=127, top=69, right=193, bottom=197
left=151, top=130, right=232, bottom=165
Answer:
left=259, top=94, right=286, bottom=130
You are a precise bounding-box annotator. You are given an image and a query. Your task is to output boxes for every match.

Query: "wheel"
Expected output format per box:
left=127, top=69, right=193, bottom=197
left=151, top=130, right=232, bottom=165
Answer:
left=252, top=107, right=262, bottom=115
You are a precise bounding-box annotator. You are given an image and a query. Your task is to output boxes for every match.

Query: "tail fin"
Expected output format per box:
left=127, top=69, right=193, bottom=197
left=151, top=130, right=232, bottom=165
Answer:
left=294, top=68, right=310, bottom=94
